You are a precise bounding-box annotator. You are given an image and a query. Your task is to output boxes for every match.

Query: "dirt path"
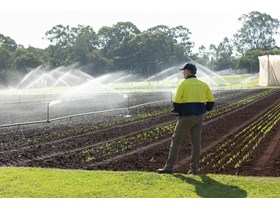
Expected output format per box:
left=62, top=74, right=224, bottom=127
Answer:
left=254, top=129, right=280, bottom=170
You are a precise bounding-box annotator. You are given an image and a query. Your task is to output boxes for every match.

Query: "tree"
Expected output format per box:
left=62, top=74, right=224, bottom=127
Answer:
left=46, top=44, right=73, bottom=67
left=44, top=25, right=73, bottom=47
left=97, top=22, right=141, bottom=58
left=236, top=49, right=280, bottom=73
left=72, top=25, right=99, bottom=64
left=234, top=11, right=280, bottom=54
left=206, top=37, right=234, bottom=71
left=44, top=24, right=101, bottom=67
left=0, top=47, right=15, bottom=85
left=15, top=48, right=43, bottom=72
left=86, top=50, right=113, bottom=75
left=215, top=37, right=234, bottom=70
left=27, top=46, right=50, bottom=65
left=0, top=47, right=14, bottom=69
left=44, top=25, right=74, bottom=67
left=127, top=31, right=185, bottom=76
left=147, top=25, right=171, bottom=34
left=195, top=45, right=210, bottom=66
left=0, top=34, right=18, bottom=52
left=147, top=25, right=194, bottom=56
left=171, top=25, right=194, bottom=56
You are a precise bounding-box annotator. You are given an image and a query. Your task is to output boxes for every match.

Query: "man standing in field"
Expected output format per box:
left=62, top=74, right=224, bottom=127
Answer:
left=157, top=63, right=215, bottom=175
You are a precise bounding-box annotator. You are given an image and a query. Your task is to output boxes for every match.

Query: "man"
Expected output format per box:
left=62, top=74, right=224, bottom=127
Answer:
left=157, top=63, right=215, bottom=175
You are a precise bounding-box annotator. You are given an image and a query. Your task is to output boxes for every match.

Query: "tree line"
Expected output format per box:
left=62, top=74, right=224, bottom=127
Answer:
left=0, top=11, right=280, bottom=85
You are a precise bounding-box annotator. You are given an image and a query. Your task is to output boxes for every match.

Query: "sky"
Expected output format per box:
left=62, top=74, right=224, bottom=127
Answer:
left=1, top=0, right=280, bottom=51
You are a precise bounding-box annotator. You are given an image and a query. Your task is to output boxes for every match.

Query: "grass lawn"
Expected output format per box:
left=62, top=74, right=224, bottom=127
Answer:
left=0, top=167, right=279, bottom=198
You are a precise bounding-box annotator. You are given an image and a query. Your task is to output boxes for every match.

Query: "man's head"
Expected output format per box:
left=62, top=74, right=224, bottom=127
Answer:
left=179, top=63, right=197, bottom=74
left=179, top=63, right=197, bottom=79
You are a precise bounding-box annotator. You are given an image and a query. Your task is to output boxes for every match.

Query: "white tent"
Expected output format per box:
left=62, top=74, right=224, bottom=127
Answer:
left=258, top=55, right=280, bottom=86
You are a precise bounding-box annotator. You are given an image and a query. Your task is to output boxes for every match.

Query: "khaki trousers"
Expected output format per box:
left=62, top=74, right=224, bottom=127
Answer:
left=165, top=115, right=204, bottom=172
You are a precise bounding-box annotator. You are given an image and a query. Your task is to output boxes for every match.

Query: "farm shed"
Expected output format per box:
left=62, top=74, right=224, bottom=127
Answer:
left=258, top=55, right=280, bottom=86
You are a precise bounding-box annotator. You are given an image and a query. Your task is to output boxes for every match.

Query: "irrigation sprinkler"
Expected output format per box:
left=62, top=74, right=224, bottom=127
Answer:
left=123, top=94, right=129, bottom=109
left=47, top=100, right=61, bottom=123
left=47, top=102, right=50, bottom=122
left=17, top=124, right=25, bottom=138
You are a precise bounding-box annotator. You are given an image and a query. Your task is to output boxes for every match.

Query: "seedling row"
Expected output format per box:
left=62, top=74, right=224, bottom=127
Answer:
left=199, top=101, right=280, bottom=174
left=23, top=89, right=279, bottom=168
left=1, top=89, right=274, bottom=151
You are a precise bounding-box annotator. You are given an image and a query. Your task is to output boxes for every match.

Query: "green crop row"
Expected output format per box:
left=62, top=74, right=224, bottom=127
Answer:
left=79, top=123, right=175, bottom=163
left=0, top=89, right=277, bottom=158
left=26, top=89, right=280, bottom=165
left=205, top=88, right=277, bottom=120
left=0, top=89, right=263, bottom=151
left=0, top=106, right=172, bottom=150
left=72, top=90, right=279, bottom=165
left=199, top=102, right=280, bottom=173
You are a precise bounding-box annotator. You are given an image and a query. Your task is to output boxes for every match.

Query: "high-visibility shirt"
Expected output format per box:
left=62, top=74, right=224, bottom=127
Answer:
left=173, top=76, right=215, bottom=116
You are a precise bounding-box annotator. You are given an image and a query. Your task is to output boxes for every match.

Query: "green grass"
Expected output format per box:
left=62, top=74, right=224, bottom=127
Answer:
left=210, top=74, right=260, bottom=89
left=0, top=167, right=279, bottom=198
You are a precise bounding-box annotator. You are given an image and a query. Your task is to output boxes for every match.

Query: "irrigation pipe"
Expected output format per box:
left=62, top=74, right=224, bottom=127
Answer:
left=0, top=120, right=48, bottom=129
left=0, top=100, right=171, bottom=129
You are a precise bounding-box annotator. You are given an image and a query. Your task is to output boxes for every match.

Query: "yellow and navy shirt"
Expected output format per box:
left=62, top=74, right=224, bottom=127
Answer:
left=173, top=75, right=215, bottom=116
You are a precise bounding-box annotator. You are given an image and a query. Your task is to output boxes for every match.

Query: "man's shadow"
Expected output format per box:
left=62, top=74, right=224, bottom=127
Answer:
left=174, top=174, right=247, bottom=198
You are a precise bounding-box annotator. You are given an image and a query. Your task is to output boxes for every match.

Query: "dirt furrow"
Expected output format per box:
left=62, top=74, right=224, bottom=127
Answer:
left=27, top=90, right=280, bottom=173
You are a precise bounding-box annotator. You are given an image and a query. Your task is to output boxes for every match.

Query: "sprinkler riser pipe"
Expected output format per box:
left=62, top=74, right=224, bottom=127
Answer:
left=47, top=102, right=50, bottom=122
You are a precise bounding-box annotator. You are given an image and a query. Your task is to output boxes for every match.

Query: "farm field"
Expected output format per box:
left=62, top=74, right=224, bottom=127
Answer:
left=1, top=87, right=280, bottom=177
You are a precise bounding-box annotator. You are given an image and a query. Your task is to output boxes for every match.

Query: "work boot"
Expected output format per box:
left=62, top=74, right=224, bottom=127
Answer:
left=157, top=168, right=173, bottom=174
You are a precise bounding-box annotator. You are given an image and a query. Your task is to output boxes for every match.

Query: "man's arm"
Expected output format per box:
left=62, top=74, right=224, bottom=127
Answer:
left=206, top=102, right=215, bottom=111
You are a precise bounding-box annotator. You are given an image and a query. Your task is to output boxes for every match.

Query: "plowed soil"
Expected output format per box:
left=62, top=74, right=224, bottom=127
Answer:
left=1, top=89, right=280, bottom=177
